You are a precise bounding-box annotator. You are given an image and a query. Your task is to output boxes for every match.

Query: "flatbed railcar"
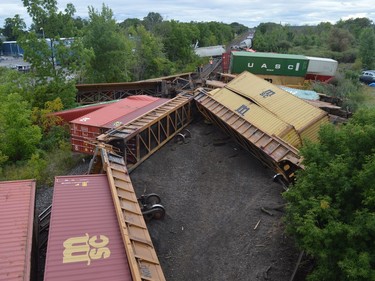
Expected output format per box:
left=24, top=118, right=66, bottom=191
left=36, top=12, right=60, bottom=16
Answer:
left=44, top=172, right=166, bottom=281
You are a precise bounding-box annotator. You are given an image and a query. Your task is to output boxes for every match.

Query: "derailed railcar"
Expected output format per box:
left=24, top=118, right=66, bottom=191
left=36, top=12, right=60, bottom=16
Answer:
left=69, top=95, right=168, bottom=154
left=225, top=71, right=329, bottom=144
left=195, top=72, right=330, bottom=183
left=206, top=87, right=302, bottom=148
left=44, top=174, right=132, bottom=281
left=0, top=179, right=37, bottom=281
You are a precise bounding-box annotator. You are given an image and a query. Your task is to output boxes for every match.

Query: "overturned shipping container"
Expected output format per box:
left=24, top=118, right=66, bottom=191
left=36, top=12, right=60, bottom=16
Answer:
left=225, top=71, right=329, bottom=144
left=70, top=95, right=168, bottom=154
left=206, top=87, right=302, bottom=148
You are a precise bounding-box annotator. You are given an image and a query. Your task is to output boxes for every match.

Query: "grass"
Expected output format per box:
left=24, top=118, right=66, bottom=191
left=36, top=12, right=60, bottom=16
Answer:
left=360, top=85, right=375, bottom=108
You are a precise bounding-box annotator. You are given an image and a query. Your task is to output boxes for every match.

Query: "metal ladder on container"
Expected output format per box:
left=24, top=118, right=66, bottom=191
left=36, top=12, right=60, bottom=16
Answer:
left=194, top=89, right=303, bottom=184
left=100, top=93, right=193, bottom=141
left=97, top=92, right=193, bottom=171
left=100, top=146, right=166, bottom=281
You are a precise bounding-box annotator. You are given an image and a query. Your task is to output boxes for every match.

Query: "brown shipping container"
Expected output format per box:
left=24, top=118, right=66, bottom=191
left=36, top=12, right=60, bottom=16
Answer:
left=207, top=87, right=302, bottom=148
left=0, top=179, right=36, bottom=281
left=225, top=71, right=329, bottom=143
left=70, top=95, right=169, bottom=154
left=44, top=174, right=132, bottom=281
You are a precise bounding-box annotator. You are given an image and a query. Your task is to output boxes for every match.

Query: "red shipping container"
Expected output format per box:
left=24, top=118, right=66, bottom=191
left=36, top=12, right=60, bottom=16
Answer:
left=0, top=179, right=36, bottom=281
left=44, top=174, right=132, bottom=281
left=70, top=95, right=169, bottom=154
left=52, top=100, right=119, bottom=123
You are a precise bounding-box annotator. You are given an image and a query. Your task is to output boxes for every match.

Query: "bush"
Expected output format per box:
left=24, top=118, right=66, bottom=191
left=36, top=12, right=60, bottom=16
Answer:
left=284, top=108, right=375, bottom=281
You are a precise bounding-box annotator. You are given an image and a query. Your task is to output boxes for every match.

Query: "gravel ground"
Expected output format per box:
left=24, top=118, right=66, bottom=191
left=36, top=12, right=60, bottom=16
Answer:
left=130, top=117, right=301, bottom=281
left=36, top=117, right=303, bottom=281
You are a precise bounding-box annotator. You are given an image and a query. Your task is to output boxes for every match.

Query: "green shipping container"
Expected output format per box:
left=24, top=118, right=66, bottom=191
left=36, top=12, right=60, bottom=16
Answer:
left=230, top=52, right=309, bottom=77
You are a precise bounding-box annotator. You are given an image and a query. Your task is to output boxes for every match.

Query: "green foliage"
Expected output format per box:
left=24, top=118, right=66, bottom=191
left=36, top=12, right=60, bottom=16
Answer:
left=19, top=0, right=92, bottom=85
left=39, top=124, right=70, bottom=151
left=127, top=25, right=173, bottom=80
left=359, top=28, right=375, bottom=69
left=2, top=15, right=26, bottom=40
left=229, top=22, right=248, bottom=35
left=336, top=18, right=374, bottom=40
left=253, top=17, right=374, bottom=68
left=28, top=79, right=77, bottom=109
left=0, top=141, right=79, bottom=186
left=161, top=20, right=198, bottom=70
left=83, top=4, right=133, bottom=83
left=143, top=12, right=163, bottom=32
left=284, top=108, right=375, bottom=281
left=0, top=152, right=47, bottom=182
left=0, top=93, right=42, bottom=162
left=328, top=27, right=355, bottom=52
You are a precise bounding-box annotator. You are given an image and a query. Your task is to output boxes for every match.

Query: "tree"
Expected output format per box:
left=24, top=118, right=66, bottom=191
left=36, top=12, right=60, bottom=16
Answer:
left=328, top=27, right=354, bottom=52
left=83, top=4, right=133, bottom=83
left=127, top=25, right=173, bottom=80
left=284, top=108, right=375, bottom=281
left=143, top=12, right=163, bottom=32
left=17, top=0, right=91, bottom=109
left=0, top=93, right=42, bottom=162
left=161, top=21, right=198, bottom=70
left=20, top=0, right=91, bottom=80
left=336, top=18, right=374, bottom=39
left=359, top=28, right=375, bottom=69
left=119, top=18, right=142, bottom=29
left=2, top=15, right=26, bottom=40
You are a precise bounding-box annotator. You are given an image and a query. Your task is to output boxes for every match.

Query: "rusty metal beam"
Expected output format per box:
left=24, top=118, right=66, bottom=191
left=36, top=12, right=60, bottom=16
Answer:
left=97, top=92, right=194, bottom=172
left=76, top=73, right=195, bottom=105
left=194, top=89, right=303, bottom=183
left=89, top=146, right=166, bottom=281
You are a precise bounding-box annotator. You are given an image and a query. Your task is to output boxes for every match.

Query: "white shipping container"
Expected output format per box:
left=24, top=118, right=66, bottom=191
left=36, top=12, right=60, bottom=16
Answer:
left=306, top=56, right=338, bottom=76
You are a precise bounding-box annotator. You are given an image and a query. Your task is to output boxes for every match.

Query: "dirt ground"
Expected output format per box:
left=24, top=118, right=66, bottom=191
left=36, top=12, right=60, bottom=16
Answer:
left=130, top=116, right=302, bottom=281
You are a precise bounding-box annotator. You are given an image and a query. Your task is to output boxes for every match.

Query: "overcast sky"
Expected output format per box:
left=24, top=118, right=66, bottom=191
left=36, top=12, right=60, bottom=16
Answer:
left=0, top=0, right=374, bottom=29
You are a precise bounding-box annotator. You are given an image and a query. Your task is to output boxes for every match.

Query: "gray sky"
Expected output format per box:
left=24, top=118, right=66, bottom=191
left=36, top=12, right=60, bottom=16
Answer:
left=0, top=0, right=374, bottom=29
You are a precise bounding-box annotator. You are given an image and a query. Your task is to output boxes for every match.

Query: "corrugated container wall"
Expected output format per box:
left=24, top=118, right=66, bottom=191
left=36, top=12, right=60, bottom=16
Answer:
left=52, top=100, right=119, bottom=123
left=305, top=56, right=338, bottom=82
left=0, top=179, right=36, bottom=281
left=70, top=95, right=169, bottom=154
left=255, top=75, right=306, bottom=86
left=207, top=87, right=302, bottom=148
left=225, top=71, right=329, bottom=143
left=230, top=52, right=309, bottom=77
left=44, top=174, right=132, bottom=281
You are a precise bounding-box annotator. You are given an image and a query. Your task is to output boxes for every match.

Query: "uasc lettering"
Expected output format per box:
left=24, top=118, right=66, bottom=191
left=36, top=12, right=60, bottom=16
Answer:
left=247, top=62, right=300, bottom=71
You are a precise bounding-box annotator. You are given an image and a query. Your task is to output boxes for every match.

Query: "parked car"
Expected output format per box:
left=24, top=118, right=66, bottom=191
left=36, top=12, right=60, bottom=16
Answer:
left=359, top=70, right=375, bottom=84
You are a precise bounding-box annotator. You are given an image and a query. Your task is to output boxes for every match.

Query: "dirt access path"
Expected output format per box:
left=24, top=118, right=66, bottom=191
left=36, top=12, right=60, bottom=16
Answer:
left=130, top=117, right=301, bottom=281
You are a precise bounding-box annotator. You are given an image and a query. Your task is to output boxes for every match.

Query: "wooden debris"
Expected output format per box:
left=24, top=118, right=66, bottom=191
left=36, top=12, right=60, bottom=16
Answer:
left=261, top=207, right=274, bottom=216
left=254, top=219, right=261, bottom=230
